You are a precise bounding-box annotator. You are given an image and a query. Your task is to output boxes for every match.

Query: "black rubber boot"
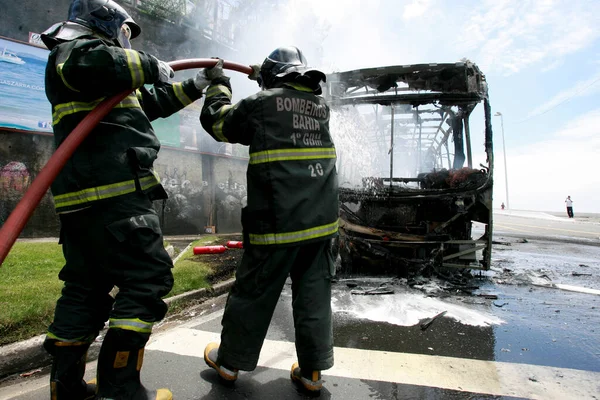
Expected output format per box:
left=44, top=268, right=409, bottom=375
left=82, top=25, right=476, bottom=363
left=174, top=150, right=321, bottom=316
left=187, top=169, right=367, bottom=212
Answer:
left=95, top=328, right=172, bottom=400
left=44, top=338, right=96, bottom=400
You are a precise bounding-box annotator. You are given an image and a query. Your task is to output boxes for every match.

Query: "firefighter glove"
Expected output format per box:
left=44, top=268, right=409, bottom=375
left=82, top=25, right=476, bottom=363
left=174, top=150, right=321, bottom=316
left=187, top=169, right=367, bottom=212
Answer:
left=194, top=69, right=211, bottom=91
left=195, top=58, right=224, bottom=91
left=247, top=64, right=261, bottom=81
left=154, top=57, right=175, bottom=83
left=206, top=58, right=225, bottom=80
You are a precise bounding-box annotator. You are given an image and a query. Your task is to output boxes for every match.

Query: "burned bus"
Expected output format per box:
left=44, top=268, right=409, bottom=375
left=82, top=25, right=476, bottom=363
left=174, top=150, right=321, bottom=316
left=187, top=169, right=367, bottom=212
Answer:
left=324, top=61, right=494, bottom=277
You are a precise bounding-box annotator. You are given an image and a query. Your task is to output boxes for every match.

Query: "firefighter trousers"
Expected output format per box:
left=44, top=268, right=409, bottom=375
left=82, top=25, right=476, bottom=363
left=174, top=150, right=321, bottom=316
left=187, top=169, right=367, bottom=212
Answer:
left=218, top=239, right=335, bottom=372
left=47, top=192, right=174, bottom=342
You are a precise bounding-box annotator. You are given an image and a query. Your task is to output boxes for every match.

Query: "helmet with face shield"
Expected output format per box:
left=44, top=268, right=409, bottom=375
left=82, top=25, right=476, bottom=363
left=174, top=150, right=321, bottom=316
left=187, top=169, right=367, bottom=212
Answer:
left=68, top=0, right=140, bottom=46
left=118, top=22, right=132, bottom=49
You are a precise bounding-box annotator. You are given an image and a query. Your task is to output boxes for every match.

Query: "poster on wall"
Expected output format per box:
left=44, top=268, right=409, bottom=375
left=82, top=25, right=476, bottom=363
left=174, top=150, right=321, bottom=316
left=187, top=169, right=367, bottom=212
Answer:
left=0, top=37, right=52, bottom=133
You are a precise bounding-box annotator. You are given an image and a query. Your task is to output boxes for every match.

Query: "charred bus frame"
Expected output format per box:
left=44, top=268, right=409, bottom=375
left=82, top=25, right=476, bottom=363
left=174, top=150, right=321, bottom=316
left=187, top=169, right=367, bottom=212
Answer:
left=324, top=61, right=494, bottom=276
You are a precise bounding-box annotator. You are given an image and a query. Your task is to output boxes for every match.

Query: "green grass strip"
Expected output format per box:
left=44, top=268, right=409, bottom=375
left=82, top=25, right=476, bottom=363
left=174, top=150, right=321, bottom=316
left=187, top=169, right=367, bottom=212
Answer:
left=168, top=238, right=218, bottom=297
left=0, top=236, right=223, bottom=346
left=0, top=242, right=64, bottom=346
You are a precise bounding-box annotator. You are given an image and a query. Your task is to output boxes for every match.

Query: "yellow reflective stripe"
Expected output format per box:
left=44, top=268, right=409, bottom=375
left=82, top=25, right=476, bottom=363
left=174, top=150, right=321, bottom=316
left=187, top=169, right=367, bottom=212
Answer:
left=53, top=98, right=104, bottom=125
left=109, top=318, right=153, bottom=333
left=284, top=82, right=313, bottom=92
left=249, top=147, right=336, bottom=165
left=46, top=332, right=96, bottom=343
left=54, top=174, right=159, bottom=209
left=173, top=82, right=193, bottom=106
left=212, top=104, right=233, bottom=142
left=52, top=94, right=141, bottom=125
left=136, top=89, right=143, bottom=101
left=249, top=219, right=339, bottom=245
left=124, top=49, right=144, bottom=88
left=56, top=63, right=80, bottom=92
left=144, top=169, right=162, bottom=187
left=206, top=84, right=232, bottom=99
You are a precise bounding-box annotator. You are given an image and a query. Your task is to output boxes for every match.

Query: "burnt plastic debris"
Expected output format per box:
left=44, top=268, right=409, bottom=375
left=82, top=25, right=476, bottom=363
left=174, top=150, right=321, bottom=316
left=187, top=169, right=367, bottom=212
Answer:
left=420, top=310, right=447, bottom=330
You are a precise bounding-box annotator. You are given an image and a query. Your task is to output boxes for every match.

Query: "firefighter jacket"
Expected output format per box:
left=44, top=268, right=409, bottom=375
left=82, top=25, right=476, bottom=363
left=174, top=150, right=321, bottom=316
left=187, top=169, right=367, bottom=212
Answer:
left=200, top=77, right=339, bottom=247
left=45, top=37, right=203, bottom=213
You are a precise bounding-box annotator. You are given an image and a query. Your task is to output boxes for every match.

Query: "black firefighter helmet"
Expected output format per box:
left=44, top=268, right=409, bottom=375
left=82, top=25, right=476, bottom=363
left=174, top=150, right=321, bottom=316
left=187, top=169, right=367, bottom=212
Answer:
left=258, top=46, right=326, bottom=94
left=69, top=0, right=140, bottom=41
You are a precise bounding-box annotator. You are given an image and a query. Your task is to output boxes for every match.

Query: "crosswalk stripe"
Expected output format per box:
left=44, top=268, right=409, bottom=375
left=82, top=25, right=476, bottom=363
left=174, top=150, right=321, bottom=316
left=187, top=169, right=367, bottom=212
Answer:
left=146, top=327, right=600, bottom=400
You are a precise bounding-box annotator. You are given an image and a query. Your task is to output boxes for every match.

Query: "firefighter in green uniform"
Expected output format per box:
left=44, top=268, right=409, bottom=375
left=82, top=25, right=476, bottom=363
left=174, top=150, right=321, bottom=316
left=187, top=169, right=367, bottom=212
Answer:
left=199, top=47, right=339, bottom=395
left=40, top=1, right=212, bottom=399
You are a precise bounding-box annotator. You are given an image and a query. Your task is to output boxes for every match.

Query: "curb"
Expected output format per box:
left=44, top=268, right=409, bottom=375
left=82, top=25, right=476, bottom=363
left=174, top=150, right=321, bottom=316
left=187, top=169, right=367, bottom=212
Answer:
left=0, top=278, right=235, bottom=380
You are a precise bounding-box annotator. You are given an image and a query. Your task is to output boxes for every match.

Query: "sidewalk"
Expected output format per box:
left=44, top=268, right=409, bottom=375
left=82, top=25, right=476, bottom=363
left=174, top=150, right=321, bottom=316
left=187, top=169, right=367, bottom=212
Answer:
left=494, top=209, right=600, bottom=224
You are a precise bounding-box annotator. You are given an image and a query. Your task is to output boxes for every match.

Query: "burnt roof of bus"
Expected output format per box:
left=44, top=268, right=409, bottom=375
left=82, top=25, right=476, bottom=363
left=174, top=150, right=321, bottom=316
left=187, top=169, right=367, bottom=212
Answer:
left=324, top=61, right=488, bottom=107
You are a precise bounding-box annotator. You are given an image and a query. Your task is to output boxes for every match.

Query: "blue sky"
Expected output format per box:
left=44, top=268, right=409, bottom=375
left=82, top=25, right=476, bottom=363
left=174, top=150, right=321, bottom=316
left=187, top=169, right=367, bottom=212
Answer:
left=230, top=0, right=600, bottom=213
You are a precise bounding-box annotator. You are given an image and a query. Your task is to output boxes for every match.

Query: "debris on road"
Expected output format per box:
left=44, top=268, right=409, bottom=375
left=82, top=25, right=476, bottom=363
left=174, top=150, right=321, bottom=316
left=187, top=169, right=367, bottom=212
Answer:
left=420, top=311, right=447, bottom=330
left=572, top=271, right=592, bottom=277
left=351, top=286, right=395, bottom=295
left=476, top=293, right=498, bottom=300
left=19, top=368, right=42, bottom=378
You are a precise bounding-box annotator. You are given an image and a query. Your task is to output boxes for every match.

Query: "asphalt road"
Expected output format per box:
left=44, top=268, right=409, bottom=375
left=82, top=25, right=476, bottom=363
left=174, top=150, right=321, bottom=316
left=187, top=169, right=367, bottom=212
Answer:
left=2, top=211, right=599, bottom=399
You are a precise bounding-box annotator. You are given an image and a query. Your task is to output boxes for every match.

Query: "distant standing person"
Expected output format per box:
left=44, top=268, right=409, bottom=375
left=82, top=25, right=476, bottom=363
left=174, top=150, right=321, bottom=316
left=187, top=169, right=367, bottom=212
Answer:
left=565, top=196, right=574, bottom=218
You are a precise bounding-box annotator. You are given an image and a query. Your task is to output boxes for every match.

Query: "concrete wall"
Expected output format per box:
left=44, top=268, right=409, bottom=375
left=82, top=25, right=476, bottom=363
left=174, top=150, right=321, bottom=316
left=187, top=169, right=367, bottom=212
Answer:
left=155, top=147, right=248, bottom=235
left=0, top=130, right=247, bottom=237
left=0, top=132, right=59, bottom=237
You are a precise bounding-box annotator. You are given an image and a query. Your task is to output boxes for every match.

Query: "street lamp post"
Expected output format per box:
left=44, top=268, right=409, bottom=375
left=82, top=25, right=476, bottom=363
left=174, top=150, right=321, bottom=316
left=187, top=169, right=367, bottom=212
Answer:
left=494, top=112, right=509, bottom=209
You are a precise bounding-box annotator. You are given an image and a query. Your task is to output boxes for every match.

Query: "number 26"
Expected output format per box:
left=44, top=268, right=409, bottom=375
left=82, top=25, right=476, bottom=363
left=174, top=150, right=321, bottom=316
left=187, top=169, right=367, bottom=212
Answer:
left=308, top=163, right=324, bottom=177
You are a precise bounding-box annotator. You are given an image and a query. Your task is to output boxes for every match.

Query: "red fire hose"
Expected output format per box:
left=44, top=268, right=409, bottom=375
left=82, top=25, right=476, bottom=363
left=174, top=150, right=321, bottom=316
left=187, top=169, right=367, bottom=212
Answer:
left=0, top=59, right=252, bottom=266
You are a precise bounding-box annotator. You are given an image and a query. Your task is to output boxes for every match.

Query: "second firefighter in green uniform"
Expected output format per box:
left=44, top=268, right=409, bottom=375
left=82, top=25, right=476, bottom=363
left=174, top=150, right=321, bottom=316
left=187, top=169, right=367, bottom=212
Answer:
left=199, top=47, right=339, bottom=395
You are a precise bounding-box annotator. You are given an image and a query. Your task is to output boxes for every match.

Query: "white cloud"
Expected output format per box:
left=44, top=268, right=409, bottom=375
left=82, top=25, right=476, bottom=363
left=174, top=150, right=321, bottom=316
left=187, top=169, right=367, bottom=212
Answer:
left=526, top=71, right=600, bottom=118
left=503, top=109, right=600, bottom=212
left=540, top=59, right=563, bottom=73
left=403, top=0, right=433, bottom=20
left=258, top=0, right=600, bottom=75
left=456, top=0, right=600, bottom=75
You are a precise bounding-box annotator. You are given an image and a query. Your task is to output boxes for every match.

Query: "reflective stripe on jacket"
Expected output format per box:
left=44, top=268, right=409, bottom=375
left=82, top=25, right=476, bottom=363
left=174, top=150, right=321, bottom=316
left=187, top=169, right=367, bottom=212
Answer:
left=46, top=37, right=203, bottom=213
left=200, top=77, right=339, bottom=247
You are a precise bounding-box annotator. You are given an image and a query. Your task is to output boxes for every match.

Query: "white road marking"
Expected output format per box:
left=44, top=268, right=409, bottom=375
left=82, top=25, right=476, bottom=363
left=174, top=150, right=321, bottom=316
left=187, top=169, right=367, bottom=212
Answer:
left=147, top=327, right=600, bottom=400
left=532, top=282, right=600, bottom=296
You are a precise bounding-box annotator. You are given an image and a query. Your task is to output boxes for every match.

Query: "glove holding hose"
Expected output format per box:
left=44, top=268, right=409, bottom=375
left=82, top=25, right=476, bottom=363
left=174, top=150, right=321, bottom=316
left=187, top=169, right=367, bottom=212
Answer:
left=194, top=58, right=225, bottom=91
left=152, top=56, right=175, bottom=83
left=194, top=59, right=261, bottom=91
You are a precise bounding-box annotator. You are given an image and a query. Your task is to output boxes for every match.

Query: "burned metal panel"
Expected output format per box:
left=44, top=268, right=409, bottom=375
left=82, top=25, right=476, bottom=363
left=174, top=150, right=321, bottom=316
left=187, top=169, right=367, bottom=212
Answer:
left=325, top=62, right=493, bottom=276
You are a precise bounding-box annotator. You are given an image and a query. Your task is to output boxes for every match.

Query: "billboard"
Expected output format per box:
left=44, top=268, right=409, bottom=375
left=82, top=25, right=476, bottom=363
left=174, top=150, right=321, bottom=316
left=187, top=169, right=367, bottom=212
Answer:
left=0, top=37, right=52, bottom=132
